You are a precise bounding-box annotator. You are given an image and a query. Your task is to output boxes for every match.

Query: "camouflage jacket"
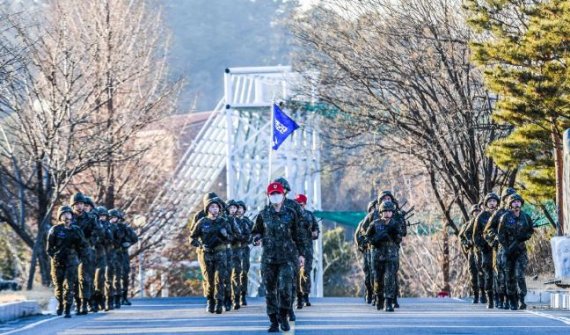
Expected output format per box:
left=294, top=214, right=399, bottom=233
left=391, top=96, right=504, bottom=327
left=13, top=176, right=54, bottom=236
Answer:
left=46, top=223, right=88, bottom=265
left=190, top=216, right=232, bottom=252
left=73, top=211, right=102, bottom=247
left=498, top=210, right=534, bottom=258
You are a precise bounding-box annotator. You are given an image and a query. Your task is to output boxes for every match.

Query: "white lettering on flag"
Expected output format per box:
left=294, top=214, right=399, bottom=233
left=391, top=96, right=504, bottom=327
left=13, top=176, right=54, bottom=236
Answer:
left=275, top=119, right=288, bottom=134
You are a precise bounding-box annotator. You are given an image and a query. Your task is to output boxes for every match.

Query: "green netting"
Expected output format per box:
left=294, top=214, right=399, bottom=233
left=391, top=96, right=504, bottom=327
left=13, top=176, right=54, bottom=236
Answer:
left=313, top=211, right=367, bottom=228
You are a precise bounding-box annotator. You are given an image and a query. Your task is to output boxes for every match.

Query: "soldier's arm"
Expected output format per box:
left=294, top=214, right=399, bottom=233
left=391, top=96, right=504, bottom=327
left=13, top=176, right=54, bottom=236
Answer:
left=483, top=211, right=500, bottom=245
left=519, top=214, right=535, bottom=241
left=46, top=227, right=56, bottom=257
left=190, top=219, right=202, bottom=241
left=75, top=227, right=89, bottom=260
left=496, top=216, right=508, bottom=247
left=309, top=212, right=320, bottom=236
left=290, top=209, right=305, bottom=258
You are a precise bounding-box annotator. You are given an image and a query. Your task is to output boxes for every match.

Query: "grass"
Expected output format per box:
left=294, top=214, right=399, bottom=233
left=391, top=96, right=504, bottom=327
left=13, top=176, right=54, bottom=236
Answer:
left=0, top=286, right=54, bottom=310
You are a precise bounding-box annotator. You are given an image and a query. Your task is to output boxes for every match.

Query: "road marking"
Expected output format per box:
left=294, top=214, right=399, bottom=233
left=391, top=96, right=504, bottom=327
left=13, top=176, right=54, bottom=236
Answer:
left=0, top=316, right=60, bottom=335
left=525, top=310, right=570, bottom=326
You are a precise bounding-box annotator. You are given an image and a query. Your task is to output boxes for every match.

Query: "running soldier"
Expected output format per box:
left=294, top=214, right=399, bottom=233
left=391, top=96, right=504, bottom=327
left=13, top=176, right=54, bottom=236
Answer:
left=355, top=200, right=377, bottom=305
left=295, top=193, right=319, bottom=308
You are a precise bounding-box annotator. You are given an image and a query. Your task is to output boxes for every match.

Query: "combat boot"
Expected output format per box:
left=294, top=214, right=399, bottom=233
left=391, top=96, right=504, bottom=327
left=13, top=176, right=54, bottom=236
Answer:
left=122, top=292, right=132, bottom=306
left=519, top=294, right=526, bottom=310
left=472, top=290, right=479, bottom=304
left=304, top=293, right=312, bottom=307
left=289, top=309, right=296, bottom=321
left=385, top=298, right=394, bottom=312
left=366, top=290, right=373, bottom=304
left=56, top=298, right=63, bottom=316
left=224, top=297, right=232, bottom=312
left=64, top=303, right=72, bottom=318
left=268, top=314, right=279, bottom=332
left=509, top=295, right=518, bottom=310
left=393, top=296, right=400, bottom=308
left=296, top=295, right=304, bottom=309
left=240, top=292, right=248, bottom=306
left=105, top=296, right=113, bottom=311
left=376, top=295, right=384, bottom=311
left=486, top=291, right=494, bottom=309
left=79, top=299, right=88, bottom=315
left=233, top=294, right=241, bottom=310
left=279, top=308, right=291, bottom=331
left=479, top=289, right=487, bottom=304
left=496, top=294, right=504, bottom=309
left=207, top=298, right=215, bottom=313
left=215, top=300, right=223, bottom=314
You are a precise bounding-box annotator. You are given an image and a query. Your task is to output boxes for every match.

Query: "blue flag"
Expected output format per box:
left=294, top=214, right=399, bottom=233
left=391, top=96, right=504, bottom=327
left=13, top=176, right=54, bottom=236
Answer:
left=272, top=104, right=299, bottom=150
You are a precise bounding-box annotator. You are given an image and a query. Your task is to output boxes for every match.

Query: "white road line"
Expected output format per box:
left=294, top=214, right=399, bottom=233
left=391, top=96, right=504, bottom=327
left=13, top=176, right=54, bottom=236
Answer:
left=0, top=316, right=60, bottom=335
left=525, top=310, right=570, bottom=326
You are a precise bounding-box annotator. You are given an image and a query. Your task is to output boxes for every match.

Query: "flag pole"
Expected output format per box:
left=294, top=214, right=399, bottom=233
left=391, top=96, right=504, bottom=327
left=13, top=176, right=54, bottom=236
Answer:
left=268, top=102, right=274, bottom=184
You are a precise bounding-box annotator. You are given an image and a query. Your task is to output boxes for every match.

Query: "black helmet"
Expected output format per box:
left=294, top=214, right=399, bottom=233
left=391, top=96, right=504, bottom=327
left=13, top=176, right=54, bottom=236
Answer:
left=57, top=205, right=73, bottom=220
left=501, top=187, right=516, bottom=200
left=227, top=199, right=238, bottom=208
left=84, top=196, right=95, bottom=209
left=202, top=192, right=219, bottom=206
left=379, top=201, right=396, bottom=213
left=69, top=192, right=86, bottom=205
left=367, top=200, right=377, bottom=213
left=236, top=200, right=247, bottom=212
left=109, top=209, right=121, bottom=218
left=483, top=192, right=500, bottom=206
left=203, top=197, right=221, bottom=213
left=469, top=204, right=480, bottom=214
left=273, top=177, right=291, bottom=193
left=508, top=193, right=524, bottom=207
left=96, top=206, right=109, bottom=217
left=377, top=190, right=395, bottom=203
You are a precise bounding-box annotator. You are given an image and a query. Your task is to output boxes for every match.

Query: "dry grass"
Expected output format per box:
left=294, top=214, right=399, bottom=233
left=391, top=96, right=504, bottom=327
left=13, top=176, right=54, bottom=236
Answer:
left=0, top=286, right=53, bottom=310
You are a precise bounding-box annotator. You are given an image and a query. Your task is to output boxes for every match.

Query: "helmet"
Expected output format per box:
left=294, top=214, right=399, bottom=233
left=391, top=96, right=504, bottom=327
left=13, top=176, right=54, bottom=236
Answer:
left=236, top=200, right=247, bottom=212
left=377, top=190, right=394, bottom=203
left=202, top=192, right=220, bottom=208
left=508, top=193, right=524, bottom=207
left=379, top=201, right=396, bottom=213
left=69, top=192, right=86, bottom=205
left=483, top=192, right=500, bottom=206
left=203, top=197, right=221, bottom=213
left=117, top=210, right=125, bottom=220
left=295, top=194, right=308, bottom=205
left=501, top=187, right=516, bottom=200
left=367, top=200, right=377, bottom=213
left=96, top=206, right=109, bottom=217
left=227, top=199, right=238, bottom=208
left=273, top=177, right=291, bottom=193
left=109, top=209, right=121, bottom=218
left=84, top=196, right=95, bottom=209
left=469, top=204, right=480, bottom=214
left=267, top=182, right=285, bottom=195
left=57, top=205, right=73, bottom=219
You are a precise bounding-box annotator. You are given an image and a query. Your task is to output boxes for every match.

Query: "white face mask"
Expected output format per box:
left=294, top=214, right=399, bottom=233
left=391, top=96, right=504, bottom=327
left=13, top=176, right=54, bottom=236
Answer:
left=269, top=194, right=284, bottom=204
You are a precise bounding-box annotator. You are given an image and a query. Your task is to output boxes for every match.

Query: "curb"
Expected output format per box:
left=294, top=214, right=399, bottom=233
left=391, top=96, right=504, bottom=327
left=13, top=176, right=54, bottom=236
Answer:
left=0, top=300, right=41, bottom=323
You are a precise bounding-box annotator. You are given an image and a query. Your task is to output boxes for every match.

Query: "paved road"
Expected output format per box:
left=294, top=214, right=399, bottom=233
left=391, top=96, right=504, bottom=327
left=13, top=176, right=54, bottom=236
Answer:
left=2, top=297, right=570, bottom=334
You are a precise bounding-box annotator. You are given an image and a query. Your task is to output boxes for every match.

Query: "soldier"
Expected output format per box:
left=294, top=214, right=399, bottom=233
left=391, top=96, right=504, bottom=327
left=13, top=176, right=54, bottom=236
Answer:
left=458, top=204, right=484, bottom=303
left=118, top=211, right=138, bottom=305
left=377, top=191, right=406, bottom=308
left=236, top=200, right=253, bottom=306
left=47, top=205, right=87, bottom=318
left=227, top=200, right=245, bottom=310
left=92, top=205, right=112, bottom=312
left=109, top=209, right=125, bottom=309
left=70, top=192, right=99, bottom=315
left=484, top=187, right=517, bottom=309
left=365, top=201, right=401, bottom=312
left=96, top=206, right=116, bottom=311
left=472, top=192, right=500, bottom=309
left=497, top=193, right=534, bottom=310
left=252, top=182, right=305, bottom=332
left=190, top=196, right=232, bottom=314
left=355, top=200, right=377, bottom=304
left=273, top=177, right=304, bottom=321
left=295, top=193, right=319, bottom=308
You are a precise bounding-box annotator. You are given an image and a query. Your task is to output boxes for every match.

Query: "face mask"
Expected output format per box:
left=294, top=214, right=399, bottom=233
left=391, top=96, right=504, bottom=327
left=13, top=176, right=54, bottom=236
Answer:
left=269, top=194, right=284, bottom=204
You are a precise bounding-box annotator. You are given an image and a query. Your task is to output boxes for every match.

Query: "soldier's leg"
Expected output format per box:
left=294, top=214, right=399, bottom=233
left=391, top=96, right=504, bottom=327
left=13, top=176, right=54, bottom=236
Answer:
left=51, top=261, right=64, bottom=315
left=261, top=262, right=279, bottom=331
left=289, top=259, right=299, bottom=320
left=372, top=251, right=385, bottom=310
left=113, top=257, right=123, bottom=309
left=363, top=250, right=372, bottom=304
left=214, top=250, right=227, bottom=314
left=231, top=249, right=242, bottom=309
left=277, top=262, right=294, bottom=331
left=383, top=260, right=397, bottom=312
left=468, top=251, right=479, bottom=303
left=104, top=262, right=113, bottom=311
left=202, top=252, right=215, bottom=313
left=515, top=253, right=529, bottom=309
left=393, top=259, right=400, bottom=308
left=481, top=249, right=494, bottom=308
left=303, top=254, right=314, bottom=306
left=505, top=256, right=518, bottom=310
left=196, top=248, right=208, bottom=297
left=64, top=263, right=78, bottom=318
left=223, top=248, right=232, bottom=311
left=121, top=252, right=132, bottom=305
left=496, top=249, right=508, bottom=309
left=474, top=250, right=486, bottom=303
left=240, top=246, right=250, bottom=305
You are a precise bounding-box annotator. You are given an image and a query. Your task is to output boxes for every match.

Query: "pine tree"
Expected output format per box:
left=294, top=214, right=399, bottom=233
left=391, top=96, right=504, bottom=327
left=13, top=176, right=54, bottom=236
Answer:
left=465, top=0, right=570, bottom=234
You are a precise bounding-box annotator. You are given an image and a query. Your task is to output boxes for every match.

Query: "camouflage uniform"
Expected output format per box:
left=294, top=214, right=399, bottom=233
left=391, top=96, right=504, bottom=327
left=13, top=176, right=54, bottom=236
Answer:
left=236, top=201, right=253, bottom=306
left=297, top=206, right=319, bottom=307
left=497, top=194, right=534, bottom=310
left=120, top=217, right=138, bottom=305
left=226, top=201, right=244, bottom=310
left=483, top=187, right=516, bottom=309
left=91, top=206, right=109, bottom=312
left=110, top=209, right=127, bottom=309
left=252, top=194, right=304, bottom=332
left=459, top=205, right=484, bottom=303
left=363, top=201, right=401, bottom=312
left=47, top=206, right=88, bottom=318
left=472, top=192, right=500, bottom=308
left=97, top=207, right=117, bottom=311
left=191, top=199, right=232, bottom=314
left=355, top=200, right=376, bottom=304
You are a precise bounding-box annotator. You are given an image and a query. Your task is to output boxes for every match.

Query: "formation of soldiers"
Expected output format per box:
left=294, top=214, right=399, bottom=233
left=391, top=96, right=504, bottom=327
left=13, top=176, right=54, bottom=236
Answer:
left=354, top=191, right=408, bottom=312
left=459, top=188, right=535, bottom=310
left=46, top=192, right=139, bottom=318
left=189, top=177, right=319, bottom=333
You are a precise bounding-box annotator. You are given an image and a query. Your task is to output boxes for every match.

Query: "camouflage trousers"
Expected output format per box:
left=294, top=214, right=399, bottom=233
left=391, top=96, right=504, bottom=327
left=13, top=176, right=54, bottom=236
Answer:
left=113, top=252, right=124, bottom=298
left=476, top=246, right=494, bottom=293
left=468, top=249, right=484, bottom=293
left=363, top=249, right=373, bottom=297
left=371, top=246, right=398, bottom=299
left=105, top=251, right=117, bottom=298
left=291, top=257, right=299, bottom=309
left=298, top=250, right=314, bottom=297
left=493, top=246, right=507, bottom=295
left=94, top=248, right=108, bottom=298
left=51, top=258, right=78, bottom=307
left=120, top=250, right=130, bottom=298
left=261, top=261, right=293, bottom=315
left=224, top=247, right=232, bottom=302
left=202, top=249, right=227, bottom=301
left=77, top=247, right=96, bottom=301
left=230, top=246, right=242, bottom=301
left=501, top=250, right=528, bottom=296
left=240, top=246, right=250, bottom=295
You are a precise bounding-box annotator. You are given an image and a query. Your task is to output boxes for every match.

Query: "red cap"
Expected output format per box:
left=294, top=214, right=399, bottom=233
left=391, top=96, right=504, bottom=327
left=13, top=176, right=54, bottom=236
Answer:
left=295, top=194, right=307, bottom=205
left=267, top=182, right=285, bottom=195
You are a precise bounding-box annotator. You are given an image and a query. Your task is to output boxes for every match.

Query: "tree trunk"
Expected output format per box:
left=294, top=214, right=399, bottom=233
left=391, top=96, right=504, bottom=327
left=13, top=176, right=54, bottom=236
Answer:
left=442, top=226, right=450, bottom=293
left=551, top=119, right=564, bottom=236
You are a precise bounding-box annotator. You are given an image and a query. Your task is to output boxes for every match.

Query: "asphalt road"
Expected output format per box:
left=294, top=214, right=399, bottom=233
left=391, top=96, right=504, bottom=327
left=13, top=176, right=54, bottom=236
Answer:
left=2, top=297, right=570, bottom=335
